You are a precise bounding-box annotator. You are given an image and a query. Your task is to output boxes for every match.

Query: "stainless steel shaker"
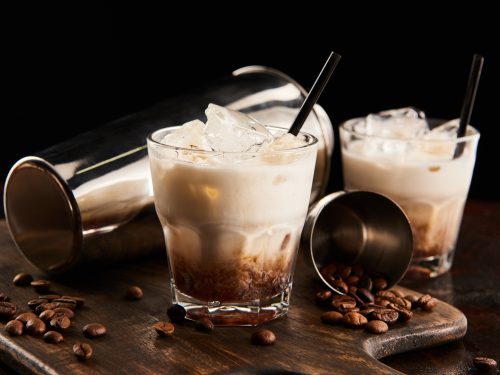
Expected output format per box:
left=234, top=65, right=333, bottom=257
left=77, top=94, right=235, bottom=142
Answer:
left=3, top=66, right=334, bottom=274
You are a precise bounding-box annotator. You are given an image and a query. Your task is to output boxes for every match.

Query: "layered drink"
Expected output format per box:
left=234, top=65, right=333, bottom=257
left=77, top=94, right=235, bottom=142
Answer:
left=147, top=104, right=317, bottom=325
left=340, top=108, right=480, bottom=278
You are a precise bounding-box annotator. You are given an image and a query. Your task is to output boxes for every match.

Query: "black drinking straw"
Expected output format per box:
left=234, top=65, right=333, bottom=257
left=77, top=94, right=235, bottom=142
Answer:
left=288, top=51, right=342, bottom=136
left=454, top=54, right=484, bottom=158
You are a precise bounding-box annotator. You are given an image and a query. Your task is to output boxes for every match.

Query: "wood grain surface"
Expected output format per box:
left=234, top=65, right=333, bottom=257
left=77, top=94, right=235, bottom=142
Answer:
left=0, top=220, right=467, bottom=375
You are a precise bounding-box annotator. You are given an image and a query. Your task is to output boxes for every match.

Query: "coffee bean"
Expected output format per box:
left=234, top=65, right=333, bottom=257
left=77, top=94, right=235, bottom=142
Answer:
left=375, top=298, right=391, bottom=308
left=15, top=312, right=38, bottom=324
left=61, top=296, right=85, bottom=308
left=376, top=290, right=396, bottom=299
left=5, top=320, right=23, bottom=336
left=125, top=286, right=143, bottom=300
left=195, top=318, right=214, bottom=332
left=351, top=264, right=364, bottom=277
left=153, top=321, right=175, bottom=337
left=320, top=263, right=337, bottom=278
left=13, top=272, right=33, bottom=286
left=365, top=320, right=389, bottom=334
left=35, top=302, right=75, bottom=314
left=50, top=299, right=77, bottom=310
left=356, top=288, right=375, bottom=303
left=331, top=279, right=349, bottom=294
left=83, top=323, right=106, bottom=338
left=167, top=304, right=186, bottom=323
left=405, top=294, right=419, bottom=309
left=39, top=310, right=56, bottom=322
left=387, top=303, right=413, bottom=322
left=417, top=294, right=437, bottom=311
left=390, top=289, right=405, bottom=298
left=473, top=357, right=497, bottom=373
left=73, top=342, right=93, bottom=361
left=372, top=278, right=388, bottom=292
left=28, top=298, right=48, bottom=311
left=53, top=307, right=74, bottom=318
left=38, top=294, right=61, bottom=301
left=342, top=312, right=367, bottom=327
left=369, top=308, right=399, bottom=324
left=331, top=295, right=357, bottom=313
left=251, top=329, right=276, bottom=345
left=358, top=276, right=373, bottom=291
left=347, top=291, right=364, bottom=306
left=25, top=317, right=46, bottom=335
left=0, top=293, right=10, bottom=302
left=315, top=290, right=332, bottom=305
left=30, top=280, right=51, bottom=294
left=49, top=314, right=71, bottom=331
left=346, top=275, right=360, bottom=286
left=43, top=331, right=64, bottom=344
left=0, top=301, right=17, bottom=319
left=321, top=311, right=343, bottom=325
left=337, top=265, right=352, bottom=279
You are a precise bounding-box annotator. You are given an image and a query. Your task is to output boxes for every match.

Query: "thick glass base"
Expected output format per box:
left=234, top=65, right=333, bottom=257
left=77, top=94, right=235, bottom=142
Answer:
left=171, top=280, right=292, bottom=326
left=404, top=250, right=455, bottom=280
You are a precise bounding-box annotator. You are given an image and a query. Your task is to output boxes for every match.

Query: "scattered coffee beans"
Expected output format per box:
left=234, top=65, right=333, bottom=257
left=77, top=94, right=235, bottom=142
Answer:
left=387, top=303, right=413, bottom=322
left=27, top=298, right=48, bottom=311
left=405, top=294, right=419, bottom=309
left=30, top=280, right=51, bottom=294
left=365, top=320, right=388, bottom=334
left=195, top=318, right=214, bottom=332
left=25, top=317, right=46, bottom=335
left=39, top=309, right=56, bottom=322
left=83, top=323, right=106, bottom=338
left=49, top=314, right=71, bottom=331
left=0, top=301, right=17, bottom=319
left=167, top=304, right=186, bottom=323
left=73, top=342, right=93, bottom=361
left=417, top=294, right=437, bottom=311
left=251, top=329, right=276, bottom=345
left=153, top=321, right=175, bottom=337
left=473, top=357, right=497, bottom=373
left=342, top=312, right=367, bottom=328
left=321, top=311, right=343, bottom=325
left=13, top=272, right=33, bottom=286
left=5, top=320, right=23, bottom=336
left=15, top=312, right=37, bottom=324
left=62, top=296, right=85, bottom=309
left=125, top=286, right=143, bottom=300
left=43, top=331, right=64, bottom=344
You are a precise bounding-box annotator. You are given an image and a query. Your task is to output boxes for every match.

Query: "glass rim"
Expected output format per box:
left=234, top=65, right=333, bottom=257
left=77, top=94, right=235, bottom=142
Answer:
left=147, top=125, right=319, bottom=155
left=340, top=117, right=480, bottom=144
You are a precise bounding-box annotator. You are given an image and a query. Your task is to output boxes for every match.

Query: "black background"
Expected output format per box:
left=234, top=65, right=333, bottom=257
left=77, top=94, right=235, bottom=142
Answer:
left=2, top=8, right=499, bottom=206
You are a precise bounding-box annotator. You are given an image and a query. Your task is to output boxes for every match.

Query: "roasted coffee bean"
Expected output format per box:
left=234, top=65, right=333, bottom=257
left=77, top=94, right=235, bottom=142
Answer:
left=405, top=294, right=420, bottom=309
left=0, top=301, right=17, bottom=319
left=51, top=299, right=77, bottom=310
left=30, top=280, right=51, bottom=294
left=28, top=298, right=48, bottom=311
left=358, top=276, right=373, bottom=291
left=39, top=310, right=56, bottom=322
left=43, top=331, right=64, bottom=344
left=351, top=264, right=364, bottom=277
left=36, top=302, right=75, bottom=314
left=369, top=308, right=399, bottom=324
left=337, top=265, right=352, bottom=279
left=365, top=320, right=389, bottom=334
left=5, top=320, right=23, bottom=336
left=13, top=272, right=33, bottom=286
left=315, top=290, right=332, bottom=305
left=153, top=321, right=175, bottom=337
left=320, top=263, right=337, bottom=278
left=251, top=329, right=276, bottom=345
left=356, top=288, right=375, bottom=303
left=38, top=294, right=61, bottom=301
left=389, top=289, right=405, bottom=298
left=347, top=291, right=364, bottom=306
left=125, top=286, right=143, bottom=300
left=346, top=275, right=360, bottom=286
left=49, top=314, right=71, bottom=331
left=387, top=303, right=413, bottom=322
left=383, top=296, right=408, bottom=309
left=61, top=296, right=85, bottom=308
left=15, top=312, right=37, bottom=324
left=0, top=293, right=10, bottom=302
left=73, top=342, right=93, bottom=361
left=331, top=279, right=349, bottom=294
left=376, top=290, right=396, bottom=299
left=167, top=304, right=186, bottom=323
left=342, top=312, right=367, bottom=328
left=375, top=298, right=391, bottom=308
left=53, top=307, right=74, bottom=318
left=25, top=317, right=46, bottom=335
left=83, top=323, right=106, bottom=338
left=320, top=311, right=343, bottom=325
left=417, top=294, right=437, bottom=311
left=473, top=356, right=497, bottom=373
left=331, top=295, right=357, bottom=311
left=195, top=318, right=214, bottom=332
left=372, top=278, right=388, bottom=292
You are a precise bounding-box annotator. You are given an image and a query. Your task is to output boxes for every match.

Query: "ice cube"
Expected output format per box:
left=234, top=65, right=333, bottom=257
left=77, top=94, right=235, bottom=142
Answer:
left=425, top=119, right=459, bottom=140
left=418, top=119, right=458, bottom=159
left=161, top=119, right=211, bottom=150
left=205, top=103, right=273, bottom=152
left=366, top=107, right=429, bottom=139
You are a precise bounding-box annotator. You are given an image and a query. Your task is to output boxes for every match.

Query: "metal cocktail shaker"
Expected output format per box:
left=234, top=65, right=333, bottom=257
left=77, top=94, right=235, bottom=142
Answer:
left=3, top=66, right=334, bottom=275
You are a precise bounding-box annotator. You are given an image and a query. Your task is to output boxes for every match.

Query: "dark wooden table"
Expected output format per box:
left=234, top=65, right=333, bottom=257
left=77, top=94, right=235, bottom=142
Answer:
left=0, top=200, right=499, bottom=374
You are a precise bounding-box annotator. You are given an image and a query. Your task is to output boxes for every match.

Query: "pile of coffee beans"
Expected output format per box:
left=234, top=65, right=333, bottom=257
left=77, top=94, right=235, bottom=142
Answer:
left=317, top=262, right=437, bottom=334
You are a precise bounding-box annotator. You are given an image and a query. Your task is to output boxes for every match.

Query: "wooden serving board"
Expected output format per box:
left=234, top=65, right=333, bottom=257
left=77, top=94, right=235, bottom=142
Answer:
left=0, top=221, right=466, bottom=375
